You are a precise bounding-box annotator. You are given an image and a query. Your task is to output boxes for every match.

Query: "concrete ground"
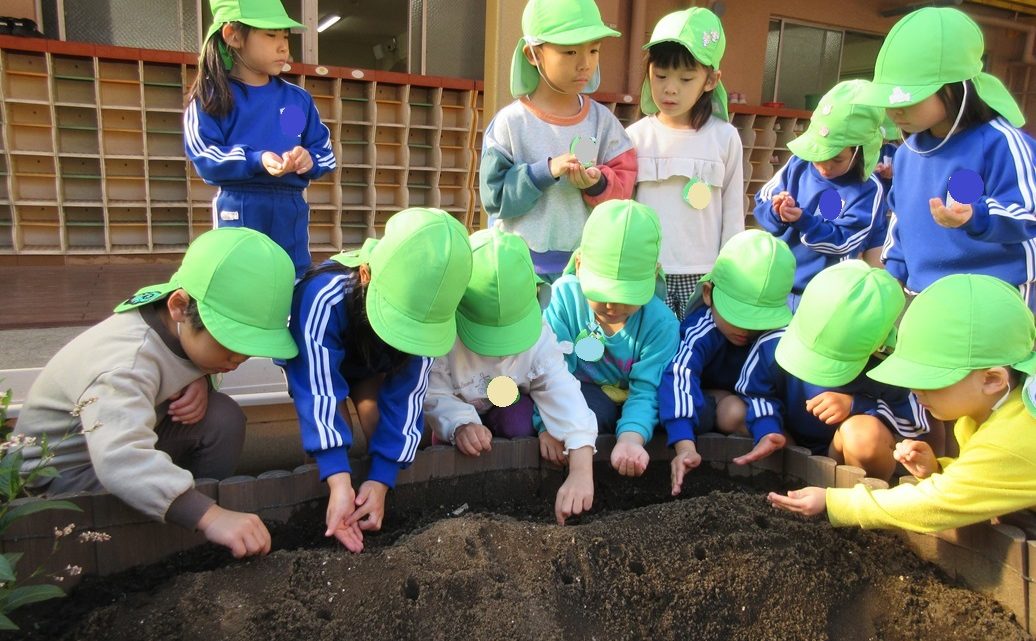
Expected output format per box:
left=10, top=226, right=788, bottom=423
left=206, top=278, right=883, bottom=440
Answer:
left=0, top=326, right=88, bottom=369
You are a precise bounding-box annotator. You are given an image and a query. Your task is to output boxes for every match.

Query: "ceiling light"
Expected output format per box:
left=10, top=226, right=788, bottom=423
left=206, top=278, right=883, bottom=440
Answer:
left=317, top=14, right=342, bottom=32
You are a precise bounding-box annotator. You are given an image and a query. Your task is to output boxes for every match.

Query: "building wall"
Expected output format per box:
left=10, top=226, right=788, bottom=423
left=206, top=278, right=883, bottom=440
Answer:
left=7, top=0, right=38, bottom=21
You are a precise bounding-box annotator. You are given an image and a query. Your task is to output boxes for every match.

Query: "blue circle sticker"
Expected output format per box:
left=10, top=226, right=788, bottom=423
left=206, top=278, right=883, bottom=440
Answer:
left=818, top=189, right=843, bottom=221
left=280, top=105, right=305, bottom=137
left=947, top=168, right=983, bottom=205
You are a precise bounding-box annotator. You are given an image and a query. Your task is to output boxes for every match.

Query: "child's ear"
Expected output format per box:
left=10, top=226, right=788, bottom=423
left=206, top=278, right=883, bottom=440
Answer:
left=221, top=23, right=242, bottom=48
left=358, top=263, right=372, bottom=286
left=705, top=69, right=721, bottom=92
left=522, top=43, right=539, bottom=67
left=702, top=281, right=714, bottom=307
left=981, top=366, right=1012, bottom=397
left=167, top=289, right=190, bottom=322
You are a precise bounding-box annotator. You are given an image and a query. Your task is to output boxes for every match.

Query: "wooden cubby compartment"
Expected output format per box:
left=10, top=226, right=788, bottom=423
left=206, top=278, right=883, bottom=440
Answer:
left=1, top=50, right=49, bottom=102
left=106, top=205, right=149, bottom=250
left=15, top=204, right=61, bottom=250
left=55, top=105, right=100, bottom=155
left=339, top=209, right=370, bottom=249
left=63, top=205, right=106, bottom=250
left=6, top=102, right=54, bottom=153
left=150, top=206, right=190, bottom=250
left=60, top=156, right=103, bottom=203
left=10, top=154, right=57, bottom=201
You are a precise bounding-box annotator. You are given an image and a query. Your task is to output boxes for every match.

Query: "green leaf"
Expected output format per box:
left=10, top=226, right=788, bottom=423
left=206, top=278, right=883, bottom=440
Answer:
left=2, top=584, right=66, bottom=611
left=0, top=500, right=82, bottom=532
left=0, top=613, right=17, bottom=630
left=0, top=554, right=15, bottom=582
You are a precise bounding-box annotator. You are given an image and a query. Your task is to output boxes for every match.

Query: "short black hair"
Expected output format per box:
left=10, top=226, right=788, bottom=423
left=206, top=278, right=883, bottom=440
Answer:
left=645, top=42, right=715, bottom=130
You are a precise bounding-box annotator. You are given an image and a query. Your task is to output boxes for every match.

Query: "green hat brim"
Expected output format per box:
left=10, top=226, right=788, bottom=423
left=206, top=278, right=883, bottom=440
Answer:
left=711, top=285, right=791, bottom=332
left=509, top=36, right=608, bottom=97
left=456, top=302, right=543, bottom=357
left=199, top=297, right=299, bottom=359
left=775, top=324, right=865, bottom=387
left=866, top=352, right=971, bottom=391
left=366, top=285, right=457, bottom=358
left=578, top=268, right=655, bottom=307
left=205, top=17, right=306, bottom=43
left=853, top=80, right=941, bottom=109
left=787, top=134, right=881, bottom=177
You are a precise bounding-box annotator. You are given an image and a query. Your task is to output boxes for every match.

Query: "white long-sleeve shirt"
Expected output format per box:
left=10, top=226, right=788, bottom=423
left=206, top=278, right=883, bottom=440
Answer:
left=423, top=321, right=597, bottom=451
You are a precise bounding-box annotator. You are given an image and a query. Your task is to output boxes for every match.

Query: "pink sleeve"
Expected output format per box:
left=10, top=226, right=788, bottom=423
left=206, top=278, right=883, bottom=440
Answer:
left=583, top=147, right=637, bottom=207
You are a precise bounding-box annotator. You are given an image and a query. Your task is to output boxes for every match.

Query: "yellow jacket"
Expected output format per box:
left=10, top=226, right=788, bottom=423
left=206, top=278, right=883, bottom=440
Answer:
left=827, top=389, right=1036, bottom=532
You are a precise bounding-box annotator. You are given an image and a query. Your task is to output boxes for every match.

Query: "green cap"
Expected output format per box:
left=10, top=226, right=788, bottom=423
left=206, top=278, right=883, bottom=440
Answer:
left=205, top=0, right=305, bottom=42
left=640, top=8, right=728, bottom=121
left=699, top=230, right=795, bottom=331
left=510, top=0, right=621, bottom=97
left=332, top=208, right=472, bottom=358
left=854, top=8, right=1024, bottom=127
left=574, top=200, right=661, bottom=306
left=114, top=227, right=297, bottom=359
left=787, top=80, right=885, bottom=176
left=457, top=229, right=543, bottom=357
left=869, top=274, right=1036, bottom=390
left=776, top=261, right=904, bottom=387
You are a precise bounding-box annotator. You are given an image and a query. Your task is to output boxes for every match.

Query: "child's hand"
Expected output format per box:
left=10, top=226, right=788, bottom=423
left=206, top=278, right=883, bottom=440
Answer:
left=454, top=423, right=493, bottom=457
left=197, top=504, right=271, bottom=558
left=929, top=197, right=973, bottom=228
left=325, top=472, right=365, bottom=553
left=262, top=151, right=292, bottom=177
left=732, top=432, right=786, bottom=466
left=549, top=153, right=580, bottom=179
left=876, top=162, right=893, bottom=181
left=567, top=164, right=602, bottom=190
left=610, top=432, right=649, bottom=477
left=346, top=480, right=389, bottom=534
left=556, top=446, right=593, bottom=525
left=894, top=439, right=940, bottom=479
left=539, top=430, right=566, bottom=467
left=776, top=196, right=803, bottom=223
left=670, top=440, right=702, bottom=496
left=168, top=377, right=208, bottom=425
left=285, top=146, right=314, bottom=174
left=767, top=487, right=827, bottom=517
left=805, top=391, right=853, bottom=425
left=771, top=191, right=792, bottom=214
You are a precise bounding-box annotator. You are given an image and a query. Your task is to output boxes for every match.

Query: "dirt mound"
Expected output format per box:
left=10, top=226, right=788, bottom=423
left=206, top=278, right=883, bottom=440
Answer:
left=16, top=467, right=1030, bottom=641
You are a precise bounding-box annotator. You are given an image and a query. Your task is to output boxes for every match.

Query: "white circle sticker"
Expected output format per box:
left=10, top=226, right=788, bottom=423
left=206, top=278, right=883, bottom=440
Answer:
left=570, top=136, right=599, bottom=167
left=487, top=376, right=519, bottom=408
left=574, top=336, right=605, bottom=362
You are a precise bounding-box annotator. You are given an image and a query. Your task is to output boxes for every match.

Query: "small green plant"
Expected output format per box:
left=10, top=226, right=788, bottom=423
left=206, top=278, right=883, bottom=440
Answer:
left=0, top=385, right=83, bottom=630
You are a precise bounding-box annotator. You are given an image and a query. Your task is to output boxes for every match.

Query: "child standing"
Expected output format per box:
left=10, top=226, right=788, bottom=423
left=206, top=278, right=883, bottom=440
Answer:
left=480, top=0, right=637, bottom=280
left=424, top=229, right=597, bottom=524
left=184, top=0, right=337, bottom=278
left=755, top=80, right=887, bottom=308
left=770, top=274, right=1036, bottom=532
left=284, top=208, right=471, bottom=553
left=16, top=228, right=298, bottom=558
left=626, top=7, right=744, bottom=320
left=854, top=8, right=1036, bottom=311
left=543, top=200, right=679, bottom=478
left=661, top=230, right=796, bottom=495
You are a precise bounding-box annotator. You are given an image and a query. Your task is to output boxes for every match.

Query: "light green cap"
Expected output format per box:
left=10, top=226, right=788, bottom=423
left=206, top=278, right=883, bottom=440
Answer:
left=869, top=274, right=1036, bottom=390
left=114, top=227, right=297, bottom=360
left=331, top=208, right=472, bottom=358
left=574, top=200, right=661, bottom=306
left=205, top=0, right=305, bottom=42
left=854, top=8, right=1024, bottom=127
left=698, top=230, right=795, bottom=331
left=457, top=229, right=543, bottom=357
left=777, top=261, right=904, bottom=387
left=510, top=0, right=621, bottom=98
left=640, top=8, right=728, bottom=121
left=787, top=80, right=886, bottom=176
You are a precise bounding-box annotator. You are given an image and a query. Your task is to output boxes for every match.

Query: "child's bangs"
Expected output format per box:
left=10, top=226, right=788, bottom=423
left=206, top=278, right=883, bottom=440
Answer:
left=648, top=42, right=708, bottom=71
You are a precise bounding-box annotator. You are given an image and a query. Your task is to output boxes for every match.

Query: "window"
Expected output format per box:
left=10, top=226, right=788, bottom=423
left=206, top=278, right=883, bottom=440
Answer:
left=762, top=18, right=884, bottom=110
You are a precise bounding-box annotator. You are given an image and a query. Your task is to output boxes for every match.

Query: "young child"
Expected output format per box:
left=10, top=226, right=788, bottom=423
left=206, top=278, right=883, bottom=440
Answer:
left=480, top=0, right=637, bottom=280
left=769, top=274, right=1036, bottom=532
left=767, top=261, right=935, bottom=480
left=854, top=8, right=1036, bottom=312
left=542, top=200, right=678, bottom=478
left=755, top=80, right=887, bottom=309
left=661, top=230, right=795, bottom=496
left=424, top=229, right=596, bottom=524
left=284, top=208, right=472, bottom=553
left=16, top=228, right=298, bottom=558
left=184, top=0, right=337, bottom=278
left=626, top=7, right=744, bottom=319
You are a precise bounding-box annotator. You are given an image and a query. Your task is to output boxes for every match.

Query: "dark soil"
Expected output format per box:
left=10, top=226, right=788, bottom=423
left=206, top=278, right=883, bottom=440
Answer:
left=8, top=465, right=1032, bottom=641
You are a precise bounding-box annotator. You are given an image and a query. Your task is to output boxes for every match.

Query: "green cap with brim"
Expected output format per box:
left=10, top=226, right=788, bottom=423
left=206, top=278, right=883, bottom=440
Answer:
left=332, top=208, right=472, bottom=358
left=205, top=0, right=305, bottom=42
left=787, top=80, right=885, bottom=176
left=114, top=227, right=298, bottom=360
left=457, top=229, right=543, bottom=357
left=510, top=0, right=621, bottom=98
left=695, top=230, right=795, bottom=331
left=776, top=261, right=904, bottom=387
left=573, top=200, right=662, bottom=306
left=639, top=8, right=729, bottom=121
left=868, top=274, right=1036, bottom=390
left=853, top=7, right=1024, bottom=127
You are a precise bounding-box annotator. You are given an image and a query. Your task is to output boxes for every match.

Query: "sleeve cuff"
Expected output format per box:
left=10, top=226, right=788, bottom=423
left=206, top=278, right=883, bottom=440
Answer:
left=165, top=488, right=217, bottom=529
left=665, top=418, right=697, bottom=446
left=529, top=158, right=557, bottom=191
left=564, top=433, right=598, bottom=454
left=368, top=455, right=403, bottom=489
left=246, top=149, right=265, bottom=175
left=616, top=421, right=652, bottom=443
left=582, top=171, right=608, bottom=197
left=313, top=446, right=352, bottom=481
left=963, top=201, right=991, bottom=237
left=748, top=416, right=782, bottom=443
left=825, top=486, right=859, bottom=527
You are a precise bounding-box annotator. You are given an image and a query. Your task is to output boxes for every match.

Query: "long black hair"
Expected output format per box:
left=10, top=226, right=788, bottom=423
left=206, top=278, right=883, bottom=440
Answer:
left=301, top=261, right=411, bottom=374
left=187, top=22, right=252, bottom=118
left=934, top=80, right=996, bottom=132
left=645, top=41, right=716, bottom=130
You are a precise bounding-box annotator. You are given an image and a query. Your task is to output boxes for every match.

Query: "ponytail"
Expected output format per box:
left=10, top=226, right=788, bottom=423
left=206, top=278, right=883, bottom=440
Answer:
left=188, top=22, right=251, bottom=118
